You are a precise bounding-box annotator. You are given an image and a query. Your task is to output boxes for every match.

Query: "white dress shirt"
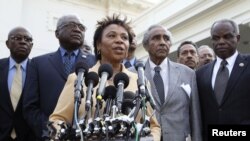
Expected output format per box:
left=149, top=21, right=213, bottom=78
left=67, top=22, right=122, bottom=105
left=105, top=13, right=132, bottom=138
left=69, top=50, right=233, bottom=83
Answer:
left=212, top=51, right=238, bottom=89
left=149, top=57, right=169, bottom=99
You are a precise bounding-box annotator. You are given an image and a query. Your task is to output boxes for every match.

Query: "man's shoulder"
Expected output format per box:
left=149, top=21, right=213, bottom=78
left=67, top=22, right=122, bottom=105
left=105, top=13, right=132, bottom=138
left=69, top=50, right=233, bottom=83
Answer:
left=32, top=52, right=56, bottom=60
left=170, top=61, right=194, bottom=73
left=196, top=61, right=214, bottom=76
left=0, top=58, right=8, bottom=69
left=0, top=58, right=8, bottom=63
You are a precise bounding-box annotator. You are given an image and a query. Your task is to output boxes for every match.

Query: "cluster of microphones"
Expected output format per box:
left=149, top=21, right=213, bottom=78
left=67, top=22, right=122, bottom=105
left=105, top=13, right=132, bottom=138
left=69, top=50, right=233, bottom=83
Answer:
left=45, top=61, right=156, bottom=141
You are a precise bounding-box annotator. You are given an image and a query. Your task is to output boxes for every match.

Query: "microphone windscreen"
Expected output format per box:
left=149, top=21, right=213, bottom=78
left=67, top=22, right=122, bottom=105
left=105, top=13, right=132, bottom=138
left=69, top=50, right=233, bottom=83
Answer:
left=121, top=99, right=135, bottom=115
left=113, top=72, right=129, bottom=89
left=123, top=91, right=135, bottom=100
left=85, top=71, right=99, bottom=87
left=135, top=61, right=145, bottom=71
left=103, top=85, right=117, bottom=100
left=75, top=61, right=89, bottom=75
left=98, top=63, right=113, bottom=79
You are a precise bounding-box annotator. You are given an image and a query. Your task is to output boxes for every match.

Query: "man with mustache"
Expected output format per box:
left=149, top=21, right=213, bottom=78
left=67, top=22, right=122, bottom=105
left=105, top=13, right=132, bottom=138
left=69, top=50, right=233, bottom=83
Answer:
left=177, top=41, right=199, bottom=70
left=23, top=14, right=96, bottom=140
left=143, top=25, right=202, bottom=141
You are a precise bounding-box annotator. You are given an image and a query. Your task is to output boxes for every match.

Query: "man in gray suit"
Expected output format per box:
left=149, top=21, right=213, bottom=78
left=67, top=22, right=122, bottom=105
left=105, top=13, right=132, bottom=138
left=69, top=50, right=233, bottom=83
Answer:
left=142, top=25, right=202, bottom=141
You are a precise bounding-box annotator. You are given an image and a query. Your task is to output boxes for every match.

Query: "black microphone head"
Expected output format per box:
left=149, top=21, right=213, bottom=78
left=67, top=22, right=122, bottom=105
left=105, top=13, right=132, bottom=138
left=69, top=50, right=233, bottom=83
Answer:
left=98, top=63, right=113, bottom=80
left=123, top=91, right=135, bottom=100
left=135, top=61, right=145, bottom=71
left=75, top=61, right=89, bottom=75
left=103, top=85, right=117, bottom=100
left=113, top=72, right=129, bottom=89
left=122, top=91, right=135, bottom=115
left=85, top=71, right=99, bottom=87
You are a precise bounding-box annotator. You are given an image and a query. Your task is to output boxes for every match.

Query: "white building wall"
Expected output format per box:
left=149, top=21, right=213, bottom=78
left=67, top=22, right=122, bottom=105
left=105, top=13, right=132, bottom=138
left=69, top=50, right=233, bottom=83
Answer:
left=0, top=0, right=106, bottom=58
left=134, top=0, right=250, bottom=59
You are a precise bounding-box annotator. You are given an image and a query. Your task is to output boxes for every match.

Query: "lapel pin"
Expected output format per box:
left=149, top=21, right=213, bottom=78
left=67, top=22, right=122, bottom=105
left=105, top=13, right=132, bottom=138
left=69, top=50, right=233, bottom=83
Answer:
left=82, top=55, right=87, bottom=58
left=239, top=63, right=244, bottom=67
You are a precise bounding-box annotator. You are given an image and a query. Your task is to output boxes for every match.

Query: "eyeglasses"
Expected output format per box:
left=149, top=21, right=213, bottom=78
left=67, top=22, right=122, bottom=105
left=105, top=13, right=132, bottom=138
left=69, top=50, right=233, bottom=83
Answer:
left=58, top=22, right=86, bottom=32
left=10, top=35, right=33, bottom=42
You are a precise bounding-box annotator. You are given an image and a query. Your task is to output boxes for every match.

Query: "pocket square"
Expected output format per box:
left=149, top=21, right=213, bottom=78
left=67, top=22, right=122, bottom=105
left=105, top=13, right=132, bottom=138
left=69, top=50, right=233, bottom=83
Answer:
left=181, top=83, right=191, bottom=98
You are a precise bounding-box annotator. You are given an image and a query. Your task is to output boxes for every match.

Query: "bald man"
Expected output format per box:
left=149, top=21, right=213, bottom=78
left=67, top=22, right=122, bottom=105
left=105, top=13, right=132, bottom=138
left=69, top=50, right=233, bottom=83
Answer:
left=0, top=27, right=35, bottom=140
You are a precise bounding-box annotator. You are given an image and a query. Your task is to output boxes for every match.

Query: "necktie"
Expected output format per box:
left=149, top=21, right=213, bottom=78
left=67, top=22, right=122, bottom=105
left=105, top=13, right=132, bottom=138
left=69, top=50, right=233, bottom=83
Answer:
left=153, top=66, right=165, bottom=104
left=64, top=52, right=73, bottom=75
left=124, top=61, right=132, bottom=68
left=214, top=60, right=229, bottom=104
left=10, top=64, right=22, bottom=139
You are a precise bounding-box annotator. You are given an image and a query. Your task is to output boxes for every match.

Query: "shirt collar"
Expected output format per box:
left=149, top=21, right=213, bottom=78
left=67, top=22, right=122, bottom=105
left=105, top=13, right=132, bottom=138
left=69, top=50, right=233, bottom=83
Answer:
left=123, top=57, right=136, bottom=65
left=149, top=57, right=168, bottom=71
left=216, top=50, right=238, bottom=67
left=59, top=47, right=79, bottom=57
left=9, top=56, right=28, bottom=71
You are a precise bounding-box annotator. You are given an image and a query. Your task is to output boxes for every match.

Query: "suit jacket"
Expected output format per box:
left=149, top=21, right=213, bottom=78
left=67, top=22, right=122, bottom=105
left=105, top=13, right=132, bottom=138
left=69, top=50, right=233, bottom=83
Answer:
left=144, top=59, right=202, bottom=141
left=196, top=54, right=250, bottom=140
left=0, top=58, right=34, bottom=141
left=23, top=49, right=96, bottom=140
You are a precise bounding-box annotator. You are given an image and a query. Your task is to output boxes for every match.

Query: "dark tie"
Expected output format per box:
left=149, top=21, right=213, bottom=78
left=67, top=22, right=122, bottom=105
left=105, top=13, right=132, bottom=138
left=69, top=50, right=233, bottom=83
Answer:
left=153, top=66, right=165, bottom=104
left=124, top=61, right=132, bottom=68
left=64, top=52, right=73, bottom=75
left=214, top=60, right=229, bottom=104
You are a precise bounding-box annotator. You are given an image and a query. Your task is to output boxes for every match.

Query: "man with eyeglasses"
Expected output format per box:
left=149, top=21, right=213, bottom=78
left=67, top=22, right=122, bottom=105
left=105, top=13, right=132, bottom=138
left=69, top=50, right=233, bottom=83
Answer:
left=23, top=14, right=96, bottom=140
left=0, top=27, right=35, bottom=140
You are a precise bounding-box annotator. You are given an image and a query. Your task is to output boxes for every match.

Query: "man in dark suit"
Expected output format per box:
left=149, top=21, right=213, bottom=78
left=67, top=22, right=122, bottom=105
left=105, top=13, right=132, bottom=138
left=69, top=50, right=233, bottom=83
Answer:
left=0, top=27, right=34, bottom=141
left=196, top=19, right=250, bottom=140
left=23, top=14, right=96, bottom=140
left=123, top=30, right=137, bottom=68
left=142, top=25, right=202, bottom=141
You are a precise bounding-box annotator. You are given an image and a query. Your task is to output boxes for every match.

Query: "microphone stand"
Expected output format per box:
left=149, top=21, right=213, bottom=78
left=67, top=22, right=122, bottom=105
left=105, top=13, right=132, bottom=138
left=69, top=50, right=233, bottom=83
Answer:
left=73, top=79, right=84, bottom=141
left=91, top=93, right=103, bottom=138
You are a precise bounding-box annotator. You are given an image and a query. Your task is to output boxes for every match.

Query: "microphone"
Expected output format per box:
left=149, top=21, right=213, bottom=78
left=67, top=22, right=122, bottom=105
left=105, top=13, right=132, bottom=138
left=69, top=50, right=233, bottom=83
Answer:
left=135, top=61, right=156, bottom=110
left=103, top=86, right=117, bottom=116
left=113, top=72, right=129, bottom=113
left=85, top=71, right=99, bottom=111
left=102, top=86, right=117, bottom=135
left=97, top=64, right=113, bottom=100
left=73, top=62, right=89, bottom=140
left=122, top=91, right=135, bottom=115
left=74, top=62, right=89, bottom=102
left=135, top=61, right=146, bottom=96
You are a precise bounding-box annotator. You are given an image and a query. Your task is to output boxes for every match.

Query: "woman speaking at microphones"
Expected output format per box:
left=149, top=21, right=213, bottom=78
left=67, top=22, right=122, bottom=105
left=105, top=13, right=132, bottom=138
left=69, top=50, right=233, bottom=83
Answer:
left=49, top=14, right=160, bottom=141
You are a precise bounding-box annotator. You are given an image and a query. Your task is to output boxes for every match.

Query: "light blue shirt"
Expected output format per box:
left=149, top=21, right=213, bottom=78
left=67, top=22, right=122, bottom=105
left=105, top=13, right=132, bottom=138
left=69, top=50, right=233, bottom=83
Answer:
left=59, top=47, right=79, bottom=64
left=8, top=57, right=28, bottom=92
left=123, top=57, right=136, bottom=66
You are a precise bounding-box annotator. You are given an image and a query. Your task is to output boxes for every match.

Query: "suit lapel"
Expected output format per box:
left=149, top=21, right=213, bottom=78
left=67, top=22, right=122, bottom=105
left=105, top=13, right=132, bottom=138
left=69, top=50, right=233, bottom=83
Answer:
left=221, top=54, right=248, bottom=105
left=163, top=60, right=180, bottom=106
left=0, top=59, right=14, bottom=116
left=145, top=60, right=162, bottom=109
left=48, top=49, right=68, bottom=80
left=204, top=61, right=219, bottom=106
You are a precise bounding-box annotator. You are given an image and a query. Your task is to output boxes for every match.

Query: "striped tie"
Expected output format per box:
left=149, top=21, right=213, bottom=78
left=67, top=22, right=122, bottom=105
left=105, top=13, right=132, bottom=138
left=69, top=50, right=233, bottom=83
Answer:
left=64, top=52, right=73, bottom=75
